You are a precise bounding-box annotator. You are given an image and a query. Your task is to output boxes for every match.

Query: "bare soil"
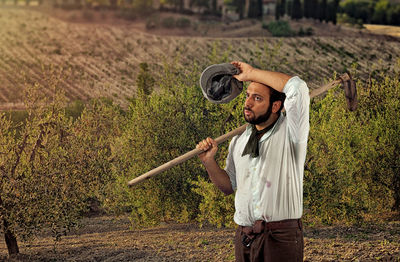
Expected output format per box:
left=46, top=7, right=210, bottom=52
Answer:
left=1, top=214, right=399, bottom=261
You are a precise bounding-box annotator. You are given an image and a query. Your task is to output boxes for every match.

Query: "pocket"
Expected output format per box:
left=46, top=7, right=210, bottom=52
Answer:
left=270, top=228, right=298, bottom=243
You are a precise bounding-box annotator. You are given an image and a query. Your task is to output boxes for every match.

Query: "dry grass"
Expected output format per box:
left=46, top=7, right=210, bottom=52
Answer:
left=365, top=24, right=400, bottom=38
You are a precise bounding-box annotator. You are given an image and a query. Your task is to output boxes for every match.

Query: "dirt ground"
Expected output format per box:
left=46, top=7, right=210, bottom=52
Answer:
left=1, top=214, right=399, bottom=261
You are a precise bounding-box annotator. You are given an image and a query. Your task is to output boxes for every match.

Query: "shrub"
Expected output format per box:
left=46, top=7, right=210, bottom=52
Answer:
left=192, top=177, right=235, bottom=228
left=298, top=26, right=314, bottom=36
left=146, top=15, right=160, bottom=30
left=304, top=73, right=400, bottom=224
left=117, top=8, right=137, bottom=21
left=265, top=20, right=294, bottom=37
left=337, top=13, right=363, bottom=28
left=161, top=17, right=175, bottom=28
left=176, top=17, right=191, bottom=28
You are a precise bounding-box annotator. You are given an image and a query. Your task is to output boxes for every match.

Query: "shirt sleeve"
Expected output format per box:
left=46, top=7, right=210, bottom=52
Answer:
left=282, top=76, right=310, bottom=143
left=224, top=136, right=238, bottom=191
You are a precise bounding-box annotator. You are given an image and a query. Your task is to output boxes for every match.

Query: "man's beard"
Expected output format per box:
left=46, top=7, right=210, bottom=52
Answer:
left=244, top=104, right=273, bottom=125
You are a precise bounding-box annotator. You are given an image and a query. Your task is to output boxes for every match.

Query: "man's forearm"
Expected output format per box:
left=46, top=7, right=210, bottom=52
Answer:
left=248, top=68, right=291, bottom=92
left=202, top=159, right=234, bottom=195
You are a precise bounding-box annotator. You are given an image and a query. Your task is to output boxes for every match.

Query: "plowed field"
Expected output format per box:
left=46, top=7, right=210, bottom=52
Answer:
left=0, top=7, right=399, bottom=109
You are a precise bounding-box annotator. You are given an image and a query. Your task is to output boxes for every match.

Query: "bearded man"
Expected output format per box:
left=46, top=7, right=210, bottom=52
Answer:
left=197, top=61, right=310, bottom=262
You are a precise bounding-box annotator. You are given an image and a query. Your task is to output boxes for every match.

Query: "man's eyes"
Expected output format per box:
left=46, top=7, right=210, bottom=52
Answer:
left=246, top=94, right=263, bottom=101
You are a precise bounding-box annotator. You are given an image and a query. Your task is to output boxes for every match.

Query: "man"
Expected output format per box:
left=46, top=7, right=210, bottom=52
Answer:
left=196, top=61, right=309, bottom=261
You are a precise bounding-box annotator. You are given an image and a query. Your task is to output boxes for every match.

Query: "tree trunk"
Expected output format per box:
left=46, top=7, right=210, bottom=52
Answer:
left=244, top=0, right=249, bottom=18
left=0, top=196, right=19, bottom=256
left=4, top=222, right=19, bottom=256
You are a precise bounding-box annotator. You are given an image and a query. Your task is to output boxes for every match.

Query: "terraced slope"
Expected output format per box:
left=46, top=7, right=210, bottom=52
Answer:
left=0, top=8, right=399, bottom=109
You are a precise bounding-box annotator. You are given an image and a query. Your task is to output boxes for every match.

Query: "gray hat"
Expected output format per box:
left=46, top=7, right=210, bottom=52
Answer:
left=200, top=63, right=243, bottom=104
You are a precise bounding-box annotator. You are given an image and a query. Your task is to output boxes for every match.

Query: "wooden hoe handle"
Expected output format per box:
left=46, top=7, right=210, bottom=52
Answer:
left=127, top=124, right=247, bottom=186
left=128, top=73, right=352, bottom=187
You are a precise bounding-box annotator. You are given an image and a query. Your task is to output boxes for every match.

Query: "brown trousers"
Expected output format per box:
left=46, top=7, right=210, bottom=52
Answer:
left=234, top=220, right=304, bottom=262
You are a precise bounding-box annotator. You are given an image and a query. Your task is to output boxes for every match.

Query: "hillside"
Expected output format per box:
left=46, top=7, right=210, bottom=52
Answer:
left=0, top=7, right=399, bottom=110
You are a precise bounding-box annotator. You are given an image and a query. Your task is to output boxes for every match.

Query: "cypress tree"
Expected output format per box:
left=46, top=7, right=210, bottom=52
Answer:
left=275, top=0, right=281, bottom=20
left=291, top=0, right=302, bottom=20
left=248, top=0, right=263, bottom=18
left=286, top=0, right=292, bottom=18
left=311, top=0, right=319, bottom=19
left=280, top=0, right=286, bottom=17
left=318, top=0, right=327, bottom=22
left=303, top=0, right=311, bottom=18
left=326, top=0, right=339, bottom=24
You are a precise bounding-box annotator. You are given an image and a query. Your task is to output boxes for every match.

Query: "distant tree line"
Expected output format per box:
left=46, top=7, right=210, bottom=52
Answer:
left=276, top=0, right=341, bottom=24
left=274, top=0, right=400, bottom=25
left=339, top=0, right=400, bottom=25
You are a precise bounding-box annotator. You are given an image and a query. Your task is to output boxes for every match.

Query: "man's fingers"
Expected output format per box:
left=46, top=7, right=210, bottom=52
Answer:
left=197, top=138, right=216, bottom=152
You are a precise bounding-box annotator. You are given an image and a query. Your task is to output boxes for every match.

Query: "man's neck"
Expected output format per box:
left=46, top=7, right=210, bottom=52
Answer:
left=255, top=113, right=279, bottom=131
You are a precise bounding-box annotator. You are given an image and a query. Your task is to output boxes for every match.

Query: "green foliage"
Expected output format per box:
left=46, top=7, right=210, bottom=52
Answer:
left=298, top=26, right=314, bottom=36
left=339, top=0, right=400, bottom=25
left=161, top=16, right=176, bottom=28
left=265, top=20, right=294, bottom=37
left=304, top=73, right=400, bottom=224
left=192, top=177, right=235, bottom=228
left=146, top=15, right=160, bottom=30
left=176, top=17, right=191, bottom=28
left=337, top=13, right=364, bottom=27
left=106, top=56, right=244, bottom=227
left=0, top=83, right=88, bottom=243
left=339, top=0, right=372, bottom=23
left=0, top=75, right=123, bottom=255
left=65, top=100, right=85, bottom=120
left=371, top=0, right=389, bottom=24
left=117, top=8, right=137, bottom=21
left=136, top=62, right=154, bottom=96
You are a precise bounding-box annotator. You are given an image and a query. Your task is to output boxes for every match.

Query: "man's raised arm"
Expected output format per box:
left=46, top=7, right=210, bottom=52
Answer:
left=231, top=61, right=291, bottom=92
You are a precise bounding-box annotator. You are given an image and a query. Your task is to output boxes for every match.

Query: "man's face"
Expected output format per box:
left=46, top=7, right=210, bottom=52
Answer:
left=243, top=82, right=273, bottom=125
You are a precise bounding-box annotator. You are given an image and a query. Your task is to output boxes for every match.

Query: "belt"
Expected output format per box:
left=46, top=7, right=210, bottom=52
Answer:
left=240, top=219, right=302, bottom=236
left=239, top=219, right=302, bottom=248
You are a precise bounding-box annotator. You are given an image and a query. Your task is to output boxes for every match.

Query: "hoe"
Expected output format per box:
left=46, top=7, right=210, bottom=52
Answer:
left=128, top=68, right=357, bottom=187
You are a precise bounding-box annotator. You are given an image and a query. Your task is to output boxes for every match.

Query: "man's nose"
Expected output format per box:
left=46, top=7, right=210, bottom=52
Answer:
left=245, top=97, right=253, bottom=108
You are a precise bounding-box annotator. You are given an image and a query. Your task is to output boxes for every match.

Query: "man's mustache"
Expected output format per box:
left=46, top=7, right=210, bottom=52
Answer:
left=244, top=107, right=253, bottom=113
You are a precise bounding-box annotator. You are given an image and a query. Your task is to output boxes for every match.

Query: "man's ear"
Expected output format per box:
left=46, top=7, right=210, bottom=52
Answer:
left=272, top=101, right=282, bottom=113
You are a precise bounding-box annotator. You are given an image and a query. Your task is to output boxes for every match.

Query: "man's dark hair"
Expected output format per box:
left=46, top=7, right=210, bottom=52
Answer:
left=269, top=87, right=286, bottom=113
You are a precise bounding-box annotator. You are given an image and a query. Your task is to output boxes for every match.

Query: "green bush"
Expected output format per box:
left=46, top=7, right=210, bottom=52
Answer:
left=304, top=73, right=400, bottom=225
left=176, top=17, right=191, bottom=28
left=105, top=56, right=245, bottom=227
left=265, top=20, right=294, bottom=37
left=146, top=15, right=160, bottom=30
left=117, top=8, right=137, bottom=21
left=192, top=177, right=235, bottom=228
left=337, top=13, right=364, bottom=28
left=298, top=26, right=314, bottom=36
left=161, top=17, right=175, bottom=28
